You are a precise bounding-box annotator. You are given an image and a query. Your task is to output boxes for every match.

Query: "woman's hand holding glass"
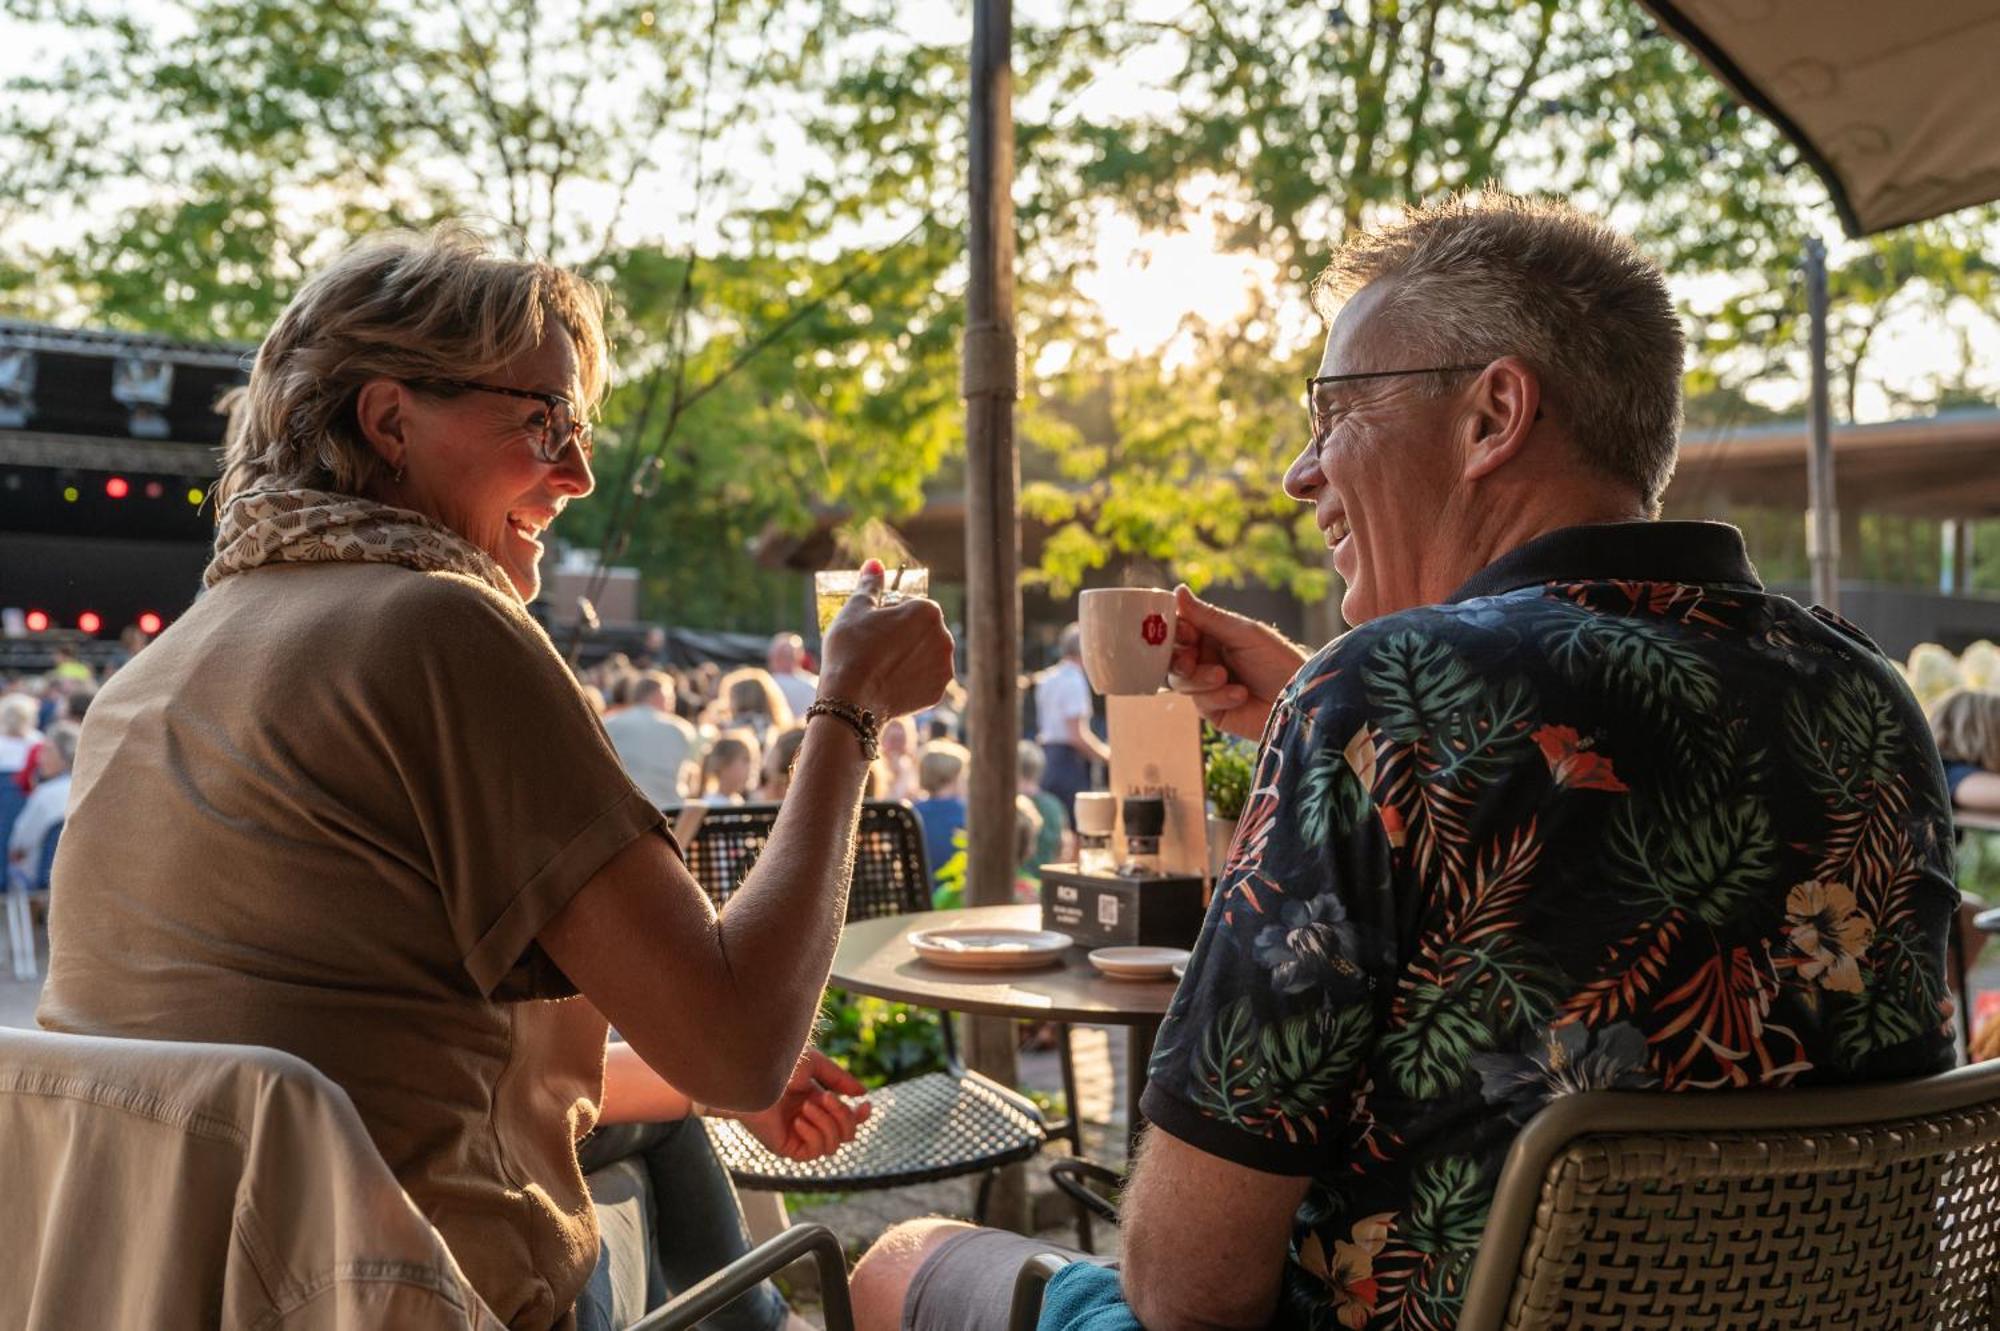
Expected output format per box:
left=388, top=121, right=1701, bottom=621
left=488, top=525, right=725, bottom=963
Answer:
left=817, top=559, right=956, bottom=722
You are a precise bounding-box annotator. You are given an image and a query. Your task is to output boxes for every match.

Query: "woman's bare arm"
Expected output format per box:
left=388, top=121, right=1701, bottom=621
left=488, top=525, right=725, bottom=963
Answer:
left=541, top=572, right=954, bottom=1111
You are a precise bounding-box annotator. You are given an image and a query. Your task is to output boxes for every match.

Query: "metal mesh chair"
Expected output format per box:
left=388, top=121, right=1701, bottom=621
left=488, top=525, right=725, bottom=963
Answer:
left=684, top=801, right=1050, bottom=1218
left=1459, top=1060, right=2000, bottom=1331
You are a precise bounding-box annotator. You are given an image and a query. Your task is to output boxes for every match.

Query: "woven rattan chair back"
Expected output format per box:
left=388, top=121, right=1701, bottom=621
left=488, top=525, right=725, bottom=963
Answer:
left=681, top=801, right=931, bottom=920
left=1457, top=1060, right=2000, bottom=1331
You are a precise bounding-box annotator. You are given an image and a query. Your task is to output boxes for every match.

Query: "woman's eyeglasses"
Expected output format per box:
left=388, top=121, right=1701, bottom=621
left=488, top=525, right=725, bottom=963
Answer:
left=406, top=378, right=593, bottom=465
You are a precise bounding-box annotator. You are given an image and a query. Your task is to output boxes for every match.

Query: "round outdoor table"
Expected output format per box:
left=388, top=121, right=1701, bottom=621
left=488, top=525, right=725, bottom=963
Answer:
left=830, top=903, right=1178, bottom=1158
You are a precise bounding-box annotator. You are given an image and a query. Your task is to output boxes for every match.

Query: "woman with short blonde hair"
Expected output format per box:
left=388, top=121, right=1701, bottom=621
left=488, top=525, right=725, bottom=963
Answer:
left=42, top=226, right=956, bottom=1331
left=1930, top=689, right=2000, bottom=812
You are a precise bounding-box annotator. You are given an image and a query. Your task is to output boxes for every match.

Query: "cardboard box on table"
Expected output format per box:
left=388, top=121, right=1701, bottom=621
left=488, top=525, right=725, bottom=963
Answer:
left=1039, top=691, right=1210, bottom=949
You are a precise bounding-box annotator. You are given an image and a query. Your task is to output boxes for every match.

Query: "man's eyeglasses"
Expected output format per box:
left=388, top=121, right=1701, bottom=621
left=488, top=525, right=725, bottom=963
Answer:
left=407, top=378, right=594, bottom=465
left=1303, top=363, right=1488, bottom=452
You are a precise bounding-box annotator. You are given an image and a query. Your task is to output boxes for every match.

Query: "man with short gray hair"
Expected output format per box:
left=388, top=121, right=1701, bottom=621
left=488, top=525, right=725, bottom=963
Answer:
left=851, top=193, right=1954, bottom=1331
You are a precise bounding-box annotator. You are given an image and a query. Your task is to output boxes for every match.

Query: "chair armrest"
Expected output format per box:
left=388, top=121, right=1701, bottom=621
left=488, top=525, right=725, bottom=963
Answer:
left=1007, top=1252, right=1075, bottom=1331
left=1049, top=1157, right=1124, bottom=1225
left=627, top=1222, right=852, bottom=1331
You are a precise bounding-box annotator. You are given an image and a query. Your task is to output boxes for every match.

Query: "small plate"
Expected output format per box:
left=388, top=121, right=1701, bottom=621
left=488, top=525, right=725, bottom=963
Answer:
left=909, top=927, right=1074, bottom=970
left=1172, top=959, right=1188, bottom=980
left=1089, top=946, right=1192, bottom=981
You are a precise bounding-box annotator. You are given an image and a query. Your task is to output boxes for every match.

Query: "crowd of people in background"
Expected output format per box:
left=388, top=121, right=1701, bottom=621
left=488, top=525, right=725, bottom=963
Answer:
left=574, top=628, right=1083, bottom=903
left=2, top=633, right=132, bottom=892
left=16, top=616, right=2000, bottom=912
left=0, top=616, right=1104, bottom=907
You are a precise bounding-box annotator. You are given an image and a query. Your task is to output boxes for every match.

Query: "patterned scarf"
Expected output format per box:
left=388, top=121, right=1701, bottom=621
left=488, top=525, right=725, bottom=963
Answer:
left=203, top=487, right=518, bottom=602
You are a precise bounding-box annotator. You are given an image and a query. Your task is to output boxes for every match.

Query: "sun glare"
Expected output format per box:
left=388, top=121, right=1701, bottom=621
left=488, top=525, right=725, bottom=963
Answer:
left=1077, top=214, right=1285, bottom=366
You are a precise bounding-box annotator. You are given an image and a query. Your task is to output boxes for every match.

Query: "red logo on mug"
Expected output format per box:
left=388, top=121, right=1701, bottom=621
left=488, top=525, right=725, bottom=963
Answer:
left=1141, top=613, right=1169, bottom=646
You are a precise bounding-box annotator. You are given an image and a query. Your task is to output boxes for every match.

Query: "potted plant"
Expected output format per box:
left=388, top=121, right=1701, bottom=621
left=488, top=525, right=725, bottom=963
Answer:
left=1203, top=731, right=1254, bottom=880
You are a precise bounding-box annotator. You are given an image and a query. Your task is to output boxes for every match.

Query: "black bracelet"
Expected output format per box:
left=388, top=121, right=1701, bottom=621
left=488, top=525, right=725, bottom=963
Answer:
left=805, top=697, right=881, bottom=761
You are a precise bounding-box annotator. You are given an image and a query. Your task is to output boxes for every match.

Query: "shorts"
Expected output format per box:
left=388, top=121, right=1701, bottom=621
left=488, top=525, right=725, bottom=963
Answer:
left=902, top=1228, right=1133, bottom=1331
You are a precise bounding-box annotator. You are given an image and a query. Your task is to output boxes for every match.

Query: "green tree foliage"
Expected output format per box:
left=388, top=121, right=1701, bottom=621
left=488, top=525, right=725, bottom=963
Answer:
left=5, top=0, right=1996, bottom=622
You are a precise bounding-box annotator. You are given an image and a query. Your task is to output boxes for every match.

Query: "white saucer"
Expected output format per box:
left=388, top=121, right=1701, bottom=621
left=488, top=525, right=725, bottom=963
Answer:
left=1172, top=959, right=1188, bottom=979
left=1088, top=946, right=1192, bottom=981
left=909, top=927, right=1074, bottom=970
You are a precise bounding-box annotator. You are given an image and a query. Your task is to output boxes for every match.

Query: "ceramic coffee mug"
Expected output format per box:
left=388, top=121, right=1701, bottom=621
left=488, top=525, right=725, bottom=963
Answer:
left=1078, top=587, right=1177, bottom=696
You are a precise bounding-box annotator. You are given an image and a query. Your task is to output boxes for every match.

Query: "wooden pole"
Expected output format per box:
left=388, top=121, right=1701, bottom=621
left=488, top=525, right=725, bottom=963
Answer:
left=1805, top=237, right=1840, bottom=612
left=962, top=0, right=1028, bottom=1231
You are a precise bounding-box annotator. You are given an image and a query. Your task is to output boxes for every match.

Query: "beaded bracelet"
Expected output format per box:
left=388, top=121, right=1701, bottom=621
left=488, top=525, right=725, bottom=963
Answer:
left=805, top=697, right=881, bottom=762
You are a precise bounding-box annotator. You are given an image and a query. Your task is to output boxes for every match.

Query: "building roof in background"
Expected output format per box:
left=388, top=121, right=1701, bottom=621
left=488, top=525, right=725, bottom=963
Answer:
left=1671, top=408, right=2000, bottom=518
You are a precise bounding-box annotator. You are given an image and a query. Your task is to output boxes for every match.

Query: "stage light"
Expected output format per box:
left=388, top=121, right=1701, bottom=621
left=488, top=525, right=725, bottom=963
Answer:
left=78, top=611, right=102, bottom=634
left=25, top=610, right=48, bottom=632
left=187, top=486, right=205, bottom=505
left=106, top=475, right=130, bottom=499
left=63, top=486, right=79, bottom=503
left=138, top=611, right=163, bottom=635
left=144, top=480, right=164, bottom=500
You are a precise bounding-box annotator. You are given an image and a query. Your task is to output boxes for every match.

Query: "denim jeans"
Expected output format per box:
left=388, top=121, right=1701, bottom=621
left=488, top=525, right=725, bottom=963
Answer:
left=573, top=1119, right=790, bottom=1331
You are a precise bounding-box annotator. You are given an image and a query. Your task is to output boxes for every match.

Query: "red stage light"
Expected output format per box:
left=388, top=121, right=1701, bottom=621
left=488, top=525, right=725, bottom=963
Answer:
left=78, top=611, right=103, bottom=634
left=25, top=610, right=48, bottom=632
left=138, top=612, right=163, bottom=635
left=106, top=476, right=130, bottom=499
left=144, top=480, right=165, bottom=499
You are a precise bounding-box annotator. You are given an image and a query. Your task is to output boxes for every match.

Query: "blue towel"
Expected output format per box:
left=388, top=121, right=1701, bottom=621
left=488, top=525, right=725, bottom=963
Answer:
left=1037, top=1261, right=1140, bottom=1331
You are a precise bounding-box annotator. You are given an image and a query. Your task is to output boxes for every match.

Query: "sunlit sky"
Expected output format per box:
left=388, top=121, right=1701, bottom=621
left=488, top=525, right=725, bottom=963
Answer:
left=3, top=0, right=1994, bottom=422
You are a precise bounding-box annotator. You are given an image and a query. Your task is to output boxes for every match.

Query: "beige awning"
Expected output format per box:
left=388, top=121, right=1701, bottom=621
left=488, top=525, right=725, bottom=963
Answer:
left=1640, top=1, right=2000, bottom=235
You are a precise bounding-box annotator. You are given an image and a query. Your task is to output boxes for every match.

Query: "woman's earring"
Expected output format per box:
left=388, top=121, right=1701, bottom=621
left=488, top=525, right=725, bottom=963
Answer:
left=393, top=462, right=406, bottom=485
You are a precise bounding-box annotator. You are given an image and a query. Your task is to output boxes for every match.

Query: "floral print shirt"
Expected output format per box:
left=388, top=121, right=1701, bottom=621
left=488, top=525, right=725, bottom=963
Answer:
left=1140, top=521, right=1958, bottom=1331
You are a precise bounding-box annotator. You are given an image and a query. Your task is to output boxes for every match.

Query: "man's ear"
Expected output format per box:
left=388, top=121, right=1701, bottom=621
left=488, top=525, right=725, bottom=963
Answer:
left=1459, top=355, right=1540, bottom=484
left=354, top=378, right=411, bottom=472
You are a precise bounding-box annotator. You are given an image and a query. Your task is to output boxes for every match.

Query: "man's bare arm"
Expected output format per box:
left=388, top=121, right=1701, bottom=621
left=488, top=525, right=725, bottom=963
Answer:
left=1119, top=1129, right=1312, bottom=1331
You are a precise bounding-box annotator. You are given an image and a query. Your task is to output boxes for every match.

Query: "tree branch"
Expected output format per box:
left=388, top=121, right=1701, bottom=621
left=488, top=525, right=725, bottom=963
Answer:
left=1398, top=0, right=1444, bottom=200
left=1475, top=0, right=1555, bottom=174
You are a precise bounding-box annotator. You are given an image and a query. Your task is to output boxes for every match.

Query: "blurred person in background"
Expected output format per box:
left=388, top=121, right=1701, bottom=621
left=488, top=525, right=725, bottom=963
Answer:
left=920, top=680, right=967, bottom=743
left=700, top=732, right=761, bottom=804
left=717, top=668, right=793, bottom=746
left=49, top=646, right=94, bottom=688
left=758, top=726, right=808, bottom=802
left=1010, top=793, right=1045, bottom=902
left=37, top=226, right=956, bottom=1331
left=0, top=693, right=39, bottom=847
left=8, top=720, right=76, bottom=887
left=1930, top=689, right=2000, bottom=813
left=1016, top=740, right=1070, bottom=876
left=911, top=741, right=969, bottom=888
left=605, top=671, right=702, bottom=809
left=878, top=716, right=920, bottom=802
left=766, top=632, right=818, bottom=717
left=1034, top=624, right=1107, bottom=821
left=111, top=623, right=153, bottom=671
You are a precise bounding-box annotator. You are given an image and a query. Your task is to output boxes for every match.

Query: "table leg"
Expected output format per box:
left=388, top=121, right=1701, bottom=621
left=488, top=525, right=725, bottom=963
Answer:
left=1125, top=1017, right=1161, bottom=1164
